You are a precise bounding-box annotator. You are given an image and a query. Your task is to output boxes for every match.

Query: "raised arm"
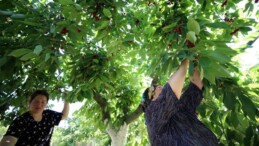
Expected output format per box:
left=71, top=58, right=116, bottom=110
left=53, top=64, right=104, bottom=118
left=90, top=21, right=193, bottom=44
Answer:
left=168, top=59, right=189, bottom=99
left=145, top=59, right=189, bottom=134
left=178, top=67, right=204, bottom=114
left=61, top=101, right=69, bottom=120
left=0, top=136, right=17, bottom=146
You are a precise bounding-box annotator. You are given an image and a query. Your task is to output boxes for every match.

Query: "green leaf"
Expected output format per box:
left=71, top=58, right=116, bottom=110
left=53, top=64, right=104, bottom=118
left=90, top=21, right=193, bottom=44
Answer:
left=226, top=130, right=235, bottom=143
left=93, top=59, right=99, bottom=63
left=103, top=8, right=112, bottom=18
left=244, top=126, right=253, bottom=146
left=177, top=50, right=187, bottom=60
left=213, top=63, right=231, bottom=78
left=15, top=20, right=39, bottom=26
left=238, top=95, right=257, bottom=120
left=210, top=111, right=220, bottom=125
left=68, top=26, right=83, bottom=42
left=226, top=111, right=239, bottom=127
left=202, top=63, right=220, bottom=84
left=201, top=0, right=206, bottom=11
left=199, top=66, right=204, bottom=80
left=94, top=30, right=108, bottom=41
left=189, top=61, right=194, bottom=76
left=20, top=52, right=37, bottom=61
left=0, top=10, right=13, bottom=15
left=204, top=71, right=215, bottom=84
left=59, top=0, right=73, bottom=5
left=207, top=51, right=230, bottom=63
left=56, top=21, right=68, bottom=26
left=162, top=22, right=177, bottom=33
left=33, top=45, right=43, bottom=55
left=213, top=42, right=237, bottom=55
left=74, top=4, right=82, bottom=10
left=124, top=35, right=134, bottom=42
left=84, top=90, right=93, bottom=99
left=50, top=25, right=55, bottom=33
left=144, top=26, right=156, bottom=37
left=0, top=57, right=7, bottom=67
left=253, top=133, right=259, bottom=146
left=45, top=53, right=50, bottom=62
left=239, top=27, right=252, bottom=33
left=196, top=0, right=204, bottom=5
left=11, top=14, right=25, bottom=19
left=244, top=2, right=253, bottom=13
left=223, top=92, right=237, bottom=110
left=8, top=49, right=32, bottom=57
left=99, top=75, right=110, bottom=82
left=199, top=56, right=211, bottom=67
left=206, top=22, right=229, bottom=29
left=96, top=21, right=109, bottom=30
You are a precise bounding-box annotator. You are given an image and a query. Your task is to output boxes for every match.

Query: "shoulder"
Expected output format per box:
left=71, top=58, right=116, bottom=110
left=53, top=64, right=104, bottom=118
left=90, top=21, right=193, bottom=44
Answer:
left=12, top=111, right=30, bottom=122
left=44, top=109, right=55, bottom=113
left=163, top=82, right=173, bottom=92
left=43, top=110, right=63, bottom=125
left=43, top=109, right=55, bottom=115
left=43, top=109, right=62, bottom=116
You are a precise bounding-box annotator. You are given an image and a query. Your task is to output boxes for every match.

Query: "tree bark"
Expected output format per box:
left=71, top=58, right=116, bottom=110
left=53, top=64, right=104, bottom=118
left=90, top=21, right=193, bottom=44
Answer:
left=125, top=104, right=143, bottom=124
left=106, top=123, right=128, bottom=146
left=92, top=89, right=110, bottom=121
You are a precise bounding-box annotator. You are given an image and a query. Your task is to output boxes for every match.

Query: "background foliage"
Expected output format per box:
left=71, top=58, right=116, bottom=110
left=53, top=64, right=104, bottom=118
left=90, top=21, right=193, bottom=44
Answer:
left=0, top=0, right=258, bottom=145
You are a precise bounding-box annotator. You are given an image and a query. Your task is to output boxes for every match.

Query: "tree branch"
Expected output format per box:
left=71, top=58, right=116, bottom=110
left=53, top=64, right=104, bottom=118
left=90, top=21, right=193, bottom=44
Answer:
left=247, top=37, right=258, bottom=46
left=125, top=104, right=143, bottom=124
left=124, top=77, right=158, bottom=124
left=92, top=89, right=110, bottom=121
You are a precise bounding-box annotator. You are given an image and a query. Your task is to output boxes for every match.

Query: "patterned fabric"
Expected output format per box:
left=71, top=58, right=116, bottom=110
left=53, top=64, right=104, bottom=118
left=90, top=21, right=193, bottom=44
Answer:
left=145, top=82, right=218, bottom=146
left=5, top=109, right=62, bottom=146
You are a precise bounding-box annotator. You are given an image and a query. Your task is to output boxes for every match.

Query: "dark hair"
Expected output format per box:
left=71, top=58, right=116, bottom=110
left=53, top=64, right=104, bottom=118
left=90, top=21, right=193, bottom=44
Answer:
left=29, top=90, right=49, bottom=103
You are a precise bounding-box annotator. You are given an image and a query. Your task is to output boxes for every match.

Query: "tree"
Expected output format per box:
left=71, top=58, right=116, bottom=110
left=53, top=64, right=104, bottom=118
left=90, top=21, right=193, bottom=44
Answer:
left=0, top=0, right=258, bottom=145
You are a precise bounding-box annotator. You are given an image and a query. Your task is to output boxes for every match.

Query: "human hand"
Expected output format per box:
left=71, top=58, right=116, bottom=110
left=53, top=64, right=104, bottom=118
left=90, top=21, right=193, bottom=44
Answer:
left=181, top=58, right=189, bottom=65
left=190, top=67, right=203, bottom=89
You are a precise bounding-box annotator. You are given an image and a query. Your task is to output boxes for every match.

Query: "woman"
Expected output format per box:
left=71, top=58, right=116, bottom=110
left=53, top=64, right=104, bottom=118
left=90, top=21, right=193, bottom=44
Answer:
left=142, top=59, right=218, bottom=146
left=0, top=90, right=69, bottom=146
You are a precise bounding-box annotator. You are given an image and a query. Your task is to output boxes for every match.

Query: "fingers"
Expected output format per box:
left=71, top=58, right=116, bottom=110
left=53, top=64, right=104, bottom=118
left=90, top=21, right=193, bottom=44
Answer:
left=190, top=67, right=203, bottom=89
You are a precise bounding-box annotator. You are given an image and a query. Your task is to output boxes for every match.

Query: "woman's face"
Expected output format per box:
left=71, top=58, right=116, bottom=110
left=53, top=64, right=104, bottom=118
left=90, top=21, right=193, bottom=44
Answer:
left=29, top=95, right=48, bottom=114
left=152, top=85, right=163, bottom=101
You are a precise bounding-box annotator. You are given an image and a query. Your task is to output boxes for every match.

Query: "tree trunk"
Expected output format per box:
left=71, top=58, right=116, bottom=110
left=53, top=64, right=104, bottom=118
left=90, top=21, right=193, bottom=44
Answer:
left=106, top=123, right=129, bottom=146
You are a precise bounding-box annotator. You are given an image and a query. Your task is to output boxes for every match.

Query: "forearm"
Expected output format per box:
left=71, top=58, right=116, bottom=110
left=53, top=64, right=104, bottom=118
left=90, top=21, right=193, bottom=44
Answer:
left=61, top=101, right=69, bottom=120
left=168, top=59, right=189, bottom=99
left=0, top=136, right=17, bottom=146
left=180, top=82, right=203, bottom=108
